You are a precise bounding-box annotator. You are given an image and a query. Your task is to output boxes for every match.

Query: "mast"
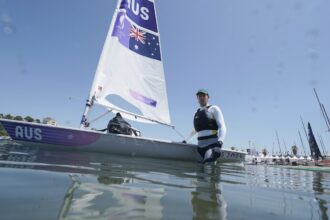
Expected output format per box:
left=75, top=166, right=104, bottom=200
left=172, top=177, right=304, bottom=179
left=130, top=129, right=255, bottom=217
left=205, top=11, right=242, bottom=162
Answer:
left=275, top=130, right=282, bottom=155
left=300, top=116, right=309, bottom=141
left=79, top=0, right=122, bottom=129
left=298, top=130, right=307, bottom=156
left=80, top=95, right=94, bottom=128
left=320, top=135, right=328, bottom=156
left=321, top=104, right=330, bottom=132
left=314, top=88, right=330, bottom=132
left=282, top=139, right=288, bottom=155
left=317, top=133, right=327, bottom=156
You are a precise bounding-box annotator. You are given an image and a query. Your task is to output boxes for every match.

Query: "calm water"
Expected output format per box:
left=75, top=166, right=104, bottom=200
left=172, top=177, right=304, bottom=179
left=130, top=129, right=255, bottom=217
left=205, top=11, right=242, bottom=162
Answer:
left=0, top=140, right=329, bottom=220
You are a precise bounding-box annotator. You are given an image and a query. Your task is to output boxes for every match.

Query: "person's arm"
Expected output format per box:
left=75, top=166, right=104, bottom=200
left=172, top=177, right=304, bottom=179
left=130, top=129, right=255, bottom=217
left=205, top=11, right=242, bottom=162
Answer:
left=211, top=106, right=227, bottom=143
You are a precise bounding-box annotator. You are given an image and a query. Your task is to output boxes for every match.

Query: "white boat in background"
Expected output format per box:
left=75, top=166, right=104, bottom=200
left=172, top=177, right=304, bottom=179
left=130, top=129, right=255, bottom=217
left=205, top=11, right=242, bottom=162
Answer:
left=0, top=0, right=245, bottom=163
left=244, top=154, right=257, bottom=165
left=289, top=156, right=298, bottom=165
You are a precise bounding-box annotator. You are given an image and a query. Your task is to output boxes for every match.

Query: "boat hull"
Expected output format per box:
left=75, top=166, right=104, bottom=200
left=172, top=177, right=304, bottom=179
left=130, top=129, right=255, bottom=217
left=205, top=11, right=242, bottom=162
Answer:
left=0, top=119, right=245, bottom=162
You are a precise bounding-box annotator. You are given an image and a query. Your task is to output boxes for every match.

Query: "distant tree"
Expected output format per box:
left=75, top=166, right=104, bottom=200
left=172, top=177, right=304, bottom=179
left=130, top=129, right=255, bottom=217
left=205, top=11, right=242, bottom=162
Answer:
left=0, top=113, right=3, bottom=118
left=24, top=116, right=34, bottom=122
left=230, top=146, right=235, bottom=150
left=0, top=123, right=8, bottom=136
left=262, top=148, right=267, bottom=156
left=5, top=114, right=13, bottom=120
left=35, top=119, right=41, bottom=123
left=14, top=115, right=23, bottom=121
left=291, top=145, right=298, bottom=156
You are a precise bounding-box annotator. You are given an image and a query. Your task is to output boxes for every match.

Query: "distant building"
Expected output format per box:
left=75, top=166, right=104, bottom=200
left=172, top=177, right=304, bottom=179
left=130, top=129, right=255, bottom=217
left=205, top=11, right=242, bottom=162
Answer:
left=43, top=117, right=57, bottom=126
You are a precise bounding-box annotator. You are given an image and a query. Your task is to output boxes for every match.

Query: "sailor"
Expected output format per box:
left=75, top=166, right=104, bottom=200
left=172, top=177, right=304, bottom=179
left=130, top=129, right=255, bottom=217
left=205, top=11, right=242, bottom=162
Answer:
left=188, top=89, right=227, bottom=163
left=107, top=113, right=140, bottom=136
left=107, top=113, right=133, bottom=135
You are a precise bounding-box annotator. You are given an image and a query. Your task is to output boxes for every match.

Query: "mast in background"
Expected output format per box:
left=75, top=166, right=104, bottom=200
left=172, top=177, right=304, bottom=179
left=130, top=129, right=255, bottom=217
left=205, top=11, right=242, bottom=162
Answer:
left=314, top=88, right=330, bottom=132
left=300, top=116, right=309, bottom=142
left=275, top=130, right=282, bottom=155
left=298, top=130, right=307, bottom=156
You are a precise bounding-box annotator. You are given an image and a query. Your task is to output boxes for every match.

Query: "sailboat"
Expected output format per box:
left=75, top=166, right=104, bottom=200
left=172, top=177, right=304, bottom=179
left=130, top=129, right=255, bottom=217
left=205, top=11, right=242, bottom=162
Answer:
left=0, top=0, right=245, bottom=162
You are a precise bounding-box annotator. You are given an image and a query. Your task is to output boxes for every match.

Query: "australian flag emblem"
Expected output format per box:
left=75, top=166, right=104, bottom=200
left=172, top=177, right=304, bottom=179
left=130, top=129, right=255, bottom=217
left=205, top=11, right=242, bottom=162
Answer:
left=112, top=12, right=161, bottom=61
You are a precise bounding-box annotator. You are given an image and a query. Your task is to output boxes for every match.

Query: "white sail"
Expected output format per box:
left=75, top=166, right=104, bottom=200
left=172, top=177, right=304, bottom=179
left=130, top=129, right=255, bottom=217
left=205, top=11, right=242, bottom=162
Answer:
left=88, top=0, right=170, bottom=125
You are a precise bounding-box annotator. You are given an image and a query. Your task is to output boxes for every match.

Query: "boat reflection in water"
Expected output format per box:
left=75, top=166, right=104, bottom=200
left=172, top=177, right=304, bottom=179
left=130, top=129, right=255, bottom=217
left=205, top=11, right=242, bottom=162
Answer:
left=0, top=141, right=228, bottom=220
left=1, top=140, right=329, bottom=219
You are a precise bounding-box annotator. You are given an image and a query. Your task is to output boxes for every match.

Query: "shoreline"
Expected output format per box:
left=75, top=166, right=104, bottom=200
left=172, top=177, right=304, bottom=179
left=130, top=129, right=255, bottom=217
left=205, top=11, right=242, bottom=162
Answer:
left=271, top=164, right=330, bottom=172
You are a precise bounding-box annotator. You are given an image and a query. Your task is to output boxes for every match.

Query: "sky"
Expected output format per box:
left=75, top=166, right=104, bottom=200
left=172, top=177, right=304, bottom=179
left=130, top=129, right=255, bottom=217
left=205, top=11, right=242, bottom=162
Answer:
left=0, top=0, right=330, bottom=155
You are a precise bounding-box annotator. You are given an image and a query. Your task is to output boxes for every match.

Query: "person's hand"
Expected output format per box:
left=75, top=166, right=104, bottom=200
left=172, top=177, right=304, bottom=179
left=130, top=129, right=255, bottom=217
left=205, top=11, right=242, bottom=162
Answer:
left=218, top=140, right=223, bottom=147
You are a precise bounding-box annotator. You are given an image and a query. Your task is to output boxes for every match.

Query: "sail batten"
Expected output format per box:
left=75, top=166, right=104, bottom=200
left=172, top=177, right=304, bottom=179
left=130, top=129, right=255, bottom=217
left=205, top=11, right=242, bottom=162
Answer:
left=87, top=0, right=170, bottom=125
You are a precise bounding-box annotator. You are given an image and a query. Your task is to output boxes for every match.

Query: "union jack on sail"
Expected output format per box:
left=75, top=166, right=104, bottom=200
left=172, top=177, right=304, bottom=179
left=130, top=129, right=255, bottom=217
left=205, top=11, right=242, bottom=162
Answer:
left=130, top=25, right=146, bottom=44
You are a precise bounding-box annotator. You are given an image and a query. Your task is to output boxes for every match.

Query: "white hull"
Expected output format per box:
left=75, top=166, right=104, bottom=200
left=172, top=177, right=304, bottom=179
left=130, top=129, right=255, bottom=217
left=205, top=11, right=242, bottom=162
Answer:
left=0, top=119, right=245, bottom=162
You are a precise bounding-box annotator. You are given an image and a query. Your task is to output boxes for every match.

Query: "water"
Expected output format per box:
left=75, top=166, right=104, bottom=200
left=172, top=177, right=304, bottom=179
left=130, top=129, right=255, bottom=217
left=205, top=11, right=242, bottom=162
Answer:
left=0, top=140, right=329, bottom=220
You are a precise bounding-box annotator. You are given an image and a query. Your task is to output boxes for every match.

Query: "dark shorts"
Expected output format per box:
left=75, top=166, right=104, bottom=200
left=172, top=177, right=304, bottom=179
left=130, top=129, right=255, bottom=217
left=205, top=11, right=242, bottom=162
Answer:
left=197, top=141, right=222, bottom=162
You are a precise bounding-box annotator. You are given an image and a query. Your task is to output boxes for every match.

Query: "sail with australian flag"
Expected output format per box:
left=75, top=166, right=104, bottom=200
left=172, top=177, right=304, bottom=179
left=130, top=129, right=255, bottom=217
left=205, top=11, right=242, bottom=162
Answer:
left=81, top=0, right=170, bottom=127
left=0, top=0, right=247, bottom=162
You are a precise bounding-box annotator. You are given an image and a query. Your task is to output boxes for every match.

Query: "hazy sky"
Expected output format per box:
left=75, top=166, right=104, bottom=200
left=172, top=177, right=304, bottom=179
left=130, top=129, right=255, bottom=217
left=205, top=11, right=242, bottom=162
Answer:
left=1, top=0, right=329, bottom=154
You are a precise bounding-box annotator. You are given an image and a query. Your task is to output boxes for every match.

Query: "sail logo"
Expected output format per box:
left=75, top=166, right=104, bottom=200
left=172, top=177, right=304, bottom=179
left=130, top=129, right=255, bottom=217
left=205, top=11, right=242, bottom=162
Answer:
left=112, top=12, right=161, bottom=61
left=124, top=0, right=150, bottom=21
left=130, top=25, right=146, bottom=44
left=130, top=89, right=157, bottom=107
left=15, top=126, right=42, bottom=141
left=120, top=0, right=158, bottom=33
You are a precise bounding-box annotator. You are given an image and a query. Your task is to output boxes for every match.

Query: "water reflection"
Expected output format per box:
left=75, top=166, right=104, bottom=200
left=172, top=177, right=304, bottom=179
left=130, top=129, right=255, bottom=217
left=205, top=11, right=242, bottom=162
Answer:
left=1, top=140, right=329, bottom=219
left=0, top=141, right=229, bottom=220
left=313, top=172, right=329, bottom=220
left=242, top=165, right=330, bottom=219
left=192, top=165, right=227, bottom=220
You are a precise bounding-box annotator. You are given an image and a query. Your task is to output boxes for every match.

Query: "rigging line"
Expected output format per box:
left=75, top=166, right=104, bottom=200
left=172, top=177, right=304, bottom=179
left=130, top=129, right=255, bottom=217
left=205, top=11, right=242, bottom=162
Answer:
left=282, top=139, right=288, bottom=154
left=317, top=133, right=327, bottom=156
left=88, top=110, right=112, bottom=125
left=275, top=130, right=282, bottom=155
left=95, top=102, right=174, bottom=128
left=298, top=130, right=307, bottom=156
left=319, top=135, right=328, bottom=155
left=172, top=127, right=186, bottom=140
left=88, top=102, right=186, bottom=140
left=321, top=104, right=330, bottom=132
left=68, top=96, right=85, bottom=102
left=300, top=116, right=309, bottom=141
left=314, top=88, right=330, bottom=131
